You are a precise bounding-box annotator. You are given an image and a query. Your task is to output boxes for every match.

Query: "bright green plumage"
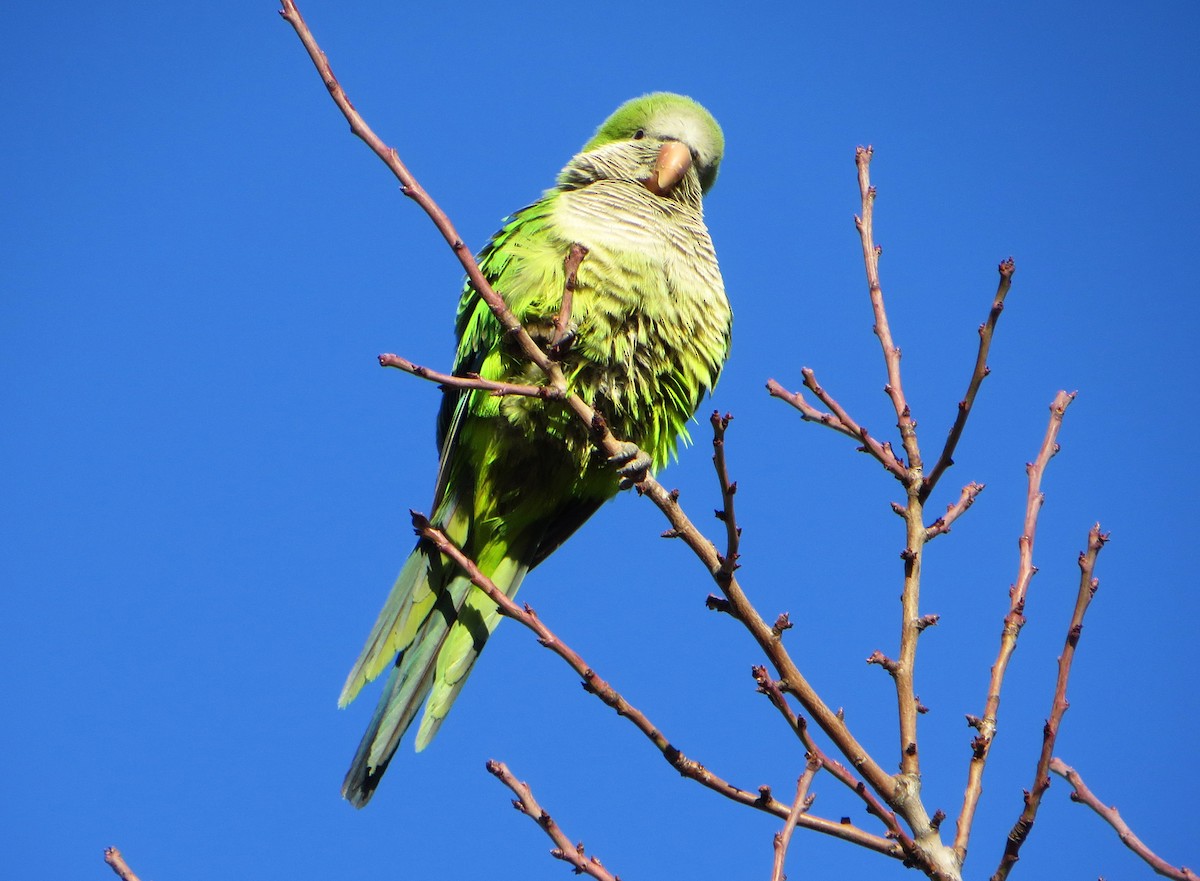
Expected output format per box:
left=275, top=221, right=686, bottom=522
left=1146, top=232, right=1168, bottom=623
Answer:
left=339, top=93, right=732, bottom=806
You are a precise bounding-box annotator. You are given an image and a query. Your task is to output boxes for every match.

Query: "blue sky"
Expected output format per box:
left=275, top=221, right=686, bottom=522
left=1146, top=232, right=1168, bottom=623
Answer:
left=4, top=2, right=1197, bottom=879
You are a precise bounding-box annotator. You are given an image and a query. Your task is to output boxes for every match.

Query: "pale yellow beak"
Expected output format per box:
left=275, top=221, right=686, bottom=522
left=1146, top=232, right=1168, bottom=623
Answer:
left=642, top=140, right=692, bottom=196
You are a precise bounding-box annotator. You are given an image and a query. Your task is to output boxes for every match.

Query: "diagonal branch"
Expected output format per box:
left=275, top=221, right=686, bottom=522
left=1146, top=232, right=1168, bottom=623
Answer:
left=103, top=848, right=143, bottom=881
left=487, top=760, right=620, bottom=881
left=278, top=0, right=560, bottom=383
left=924, top=482, right=986, bottom=541
left=752, top=667, right=915, bottom=857
left=921, top=259, right=1015, bottom=502
left=412, top=513, right=899, bottom=856
left=771, top=759, right=821, bottom=881
left=1049, top=758, right=1198, bottom=881
left=377, top=353, right=561, bottom=399
left=766, top=369, right=908, bottom=481
left=954, top=390, right=1076, bottom=859
left=990, top=523, right=1108, bottom=881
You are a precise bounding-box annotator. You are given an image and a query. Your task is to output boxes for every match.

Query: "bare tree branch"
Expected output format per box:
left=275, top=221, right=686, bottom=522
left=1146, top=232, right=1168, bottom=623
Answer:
left=710, top=411, right=742, bottom=583
left=924, top=482, right=985, bottom=541
left=854, top=146, right=922, bottom=477
left=411, top=512, right=901, bottom=856
left=752, top=667, right=915, bottom=858
left=953, top=391, right=1076, bottom=859
left=103, top=848, right=142, bottom=881
left=487, top=760, right=621, bottom=881
left=990, top=523, right=1108, bottom=881
left=1049, top=758, right=1198, bottom=881
left=766, top=369, right=908, bottom=481
left=377, top=353, right=560, bottom=399
left=921, top=259, right=1015, bottom=501
left=771, top=759, right=821, bottom=881
left=277, top=0, right=556, bottom=378
left=551, top=243, right=588, bottom=350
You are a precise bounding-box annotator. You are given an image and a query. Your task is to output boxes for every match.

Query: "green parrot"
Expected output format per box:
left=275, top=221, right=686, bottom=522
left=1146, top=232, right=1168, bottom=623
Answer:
left=339, top=92, right=731, bottom=806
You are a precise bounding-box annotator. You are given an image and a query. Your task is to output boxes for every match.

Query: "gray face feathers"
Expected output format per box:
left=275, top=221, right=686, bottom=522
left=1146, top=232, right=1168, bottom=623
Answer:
left=564, top=93, right=724, bottom=196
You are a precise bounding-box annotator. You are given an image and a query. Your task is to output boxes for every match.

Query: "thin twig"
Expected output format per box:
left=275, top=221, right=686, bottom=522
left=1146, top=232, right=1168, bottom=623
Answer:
left=277, top=0, right=561, bottom=383
left=103, top=848, right=142, bottom=881
left=925, top=482, right=986, bottom=541
left=551, top=243, right=587, bottom=349
left=412, top=513, right=899, bottom=856
left=921, top=259, right=1015, bottom=501
left=751, top=667, right=915, bottom=859
left=710, top=411, right=741, bottom=583
left=377, top=353, right=561, bottom=399
left=990, top=523, right=1108, bottom=881
left=854, top=146, right=922, bottom=476
left=851, top=149, right=930, bottom=786
left=771, top=759, right=821, bottom=881
left=766, top=372, right=908, bottom=482
left=953, top=390, right=1076, bottom=860
left=1049, top=758, right=1198, bottom=881
left=487, top=760, right=620, bottom=881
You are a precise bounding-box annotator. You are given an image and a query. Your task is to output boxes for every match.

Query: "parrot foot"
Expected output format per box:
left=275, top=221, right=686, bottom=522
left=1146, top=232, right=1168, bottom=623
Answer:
left=547, top=324, right=578, bottom=358
left=608, top=442, right=652, bottom=489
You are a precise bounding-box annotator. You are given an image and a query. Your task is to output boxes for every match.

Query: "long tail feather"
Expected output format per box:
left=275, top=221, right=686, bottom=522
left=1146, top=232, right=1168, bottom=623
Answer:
left=340, top=546, right=528, bottom=807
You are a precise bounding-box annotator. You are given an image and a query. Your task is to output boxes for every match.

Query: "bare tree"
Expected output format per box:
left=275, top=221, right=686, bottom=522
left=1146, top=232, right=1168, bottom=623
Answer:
left=113, top=5, right=1188, bottom=881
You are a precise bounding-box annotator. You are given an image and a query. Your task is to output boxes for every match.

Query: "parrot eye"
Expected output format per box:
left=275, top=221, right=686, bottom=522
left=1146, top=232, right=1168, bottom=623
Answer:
left=633, top=129, right=645, bottom=140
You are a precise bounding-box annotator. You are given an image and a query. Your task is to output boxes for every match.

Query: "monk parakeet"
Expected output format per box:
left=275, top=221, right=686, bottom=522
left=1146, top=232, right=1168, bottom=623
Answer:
left=339, top=92, right=731, bottom=806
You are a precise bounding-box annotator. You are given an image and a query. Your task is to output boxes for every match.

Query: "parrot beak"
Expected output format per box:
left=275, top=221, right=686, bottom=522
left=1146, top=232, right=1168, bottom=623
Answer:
left=642, top=140, right=693, bottom=196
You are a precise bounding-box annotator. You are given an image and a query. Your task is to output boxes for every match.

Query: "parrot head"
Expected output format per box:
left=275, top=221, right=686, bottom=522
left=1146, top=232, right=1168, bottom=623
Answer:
left=561, top=92, right=724, bottom=200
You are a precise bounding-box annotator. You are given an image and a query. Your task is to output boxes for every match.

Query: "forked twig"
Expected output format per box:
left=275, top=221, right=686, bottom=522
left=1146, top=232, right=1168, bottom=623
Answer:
left=1049, top=758, right=1198, bottom=881
left=771, top=759, right=821, bottom=881
left=751, top=667, right=913, bottom=858
left=990, top=524, right=1108, bottom=881
left=412, top=513, right=900, bottom=855
left=954, top=391, right=1076, bottom=859
left=766, top=370, right=908, bottom=482
left=487, top=760, right=620, bottom=881
left=854, top=146, right=922, bottom=476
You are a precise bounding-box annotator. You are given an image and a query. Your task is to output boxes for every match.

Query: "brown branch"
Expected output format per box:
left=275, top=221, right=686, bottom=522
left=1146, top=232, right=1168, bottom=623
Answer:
left=1049, top=758, right=1198, bottom=881
left=766, top=371, right=908, bottom=482
left=953, top=390, right=1076, bottom=860
left=710, top=411, right=741, bottom=583
left=279, top=1, right=665, bottom=497
left=278, top=0, right=561, bottom=383
left=854, top=146, right=922, bottom=476
left=925, top=482, right=986, bottom=541
left=103, top=848, right=142, bottom=881
left=377, top=353, right=561, bottom=399
left=850, top=148, right=931, bottom=789
left=990, top=523, right=1108, bottom=881
left=751, top=667, right=915, bottom=860
left=487, top=760, right=620, bottom=881
left=771, top=759, right=821, bottom=881
left=921, top=259, right=1015, bottom=502
left=412, top=513, right=897, bottom=856
left=551, top=243, right=587, bottom=349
